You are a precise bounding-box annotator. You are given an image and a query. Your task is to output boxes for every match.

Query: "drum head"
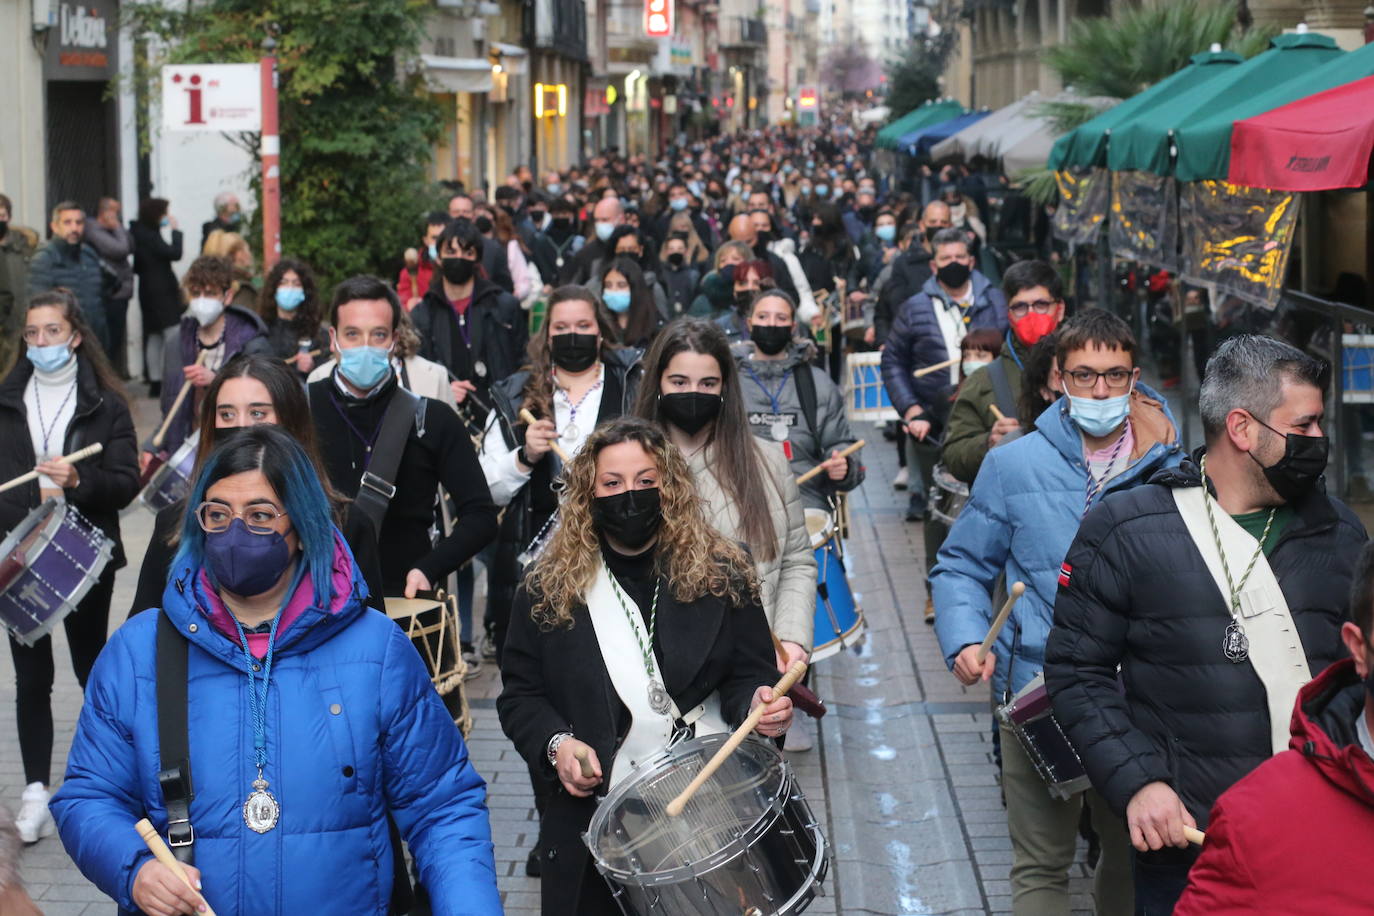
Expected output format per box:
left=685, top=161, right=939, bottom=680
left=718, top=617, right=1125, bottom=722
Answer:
left=804, top=508, right=833, bottom=548
left=586, top=734, right=787, bottom=885
left=0, top=500, right=62, bottom=595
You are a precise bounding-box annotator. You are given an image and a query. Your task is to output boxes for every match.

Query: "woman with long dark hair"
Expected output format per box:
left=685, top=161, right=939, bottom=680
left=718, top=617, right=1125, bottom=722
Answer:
left=798, top=201, right=865, bottom=380
left=256, top=257, right=329, bottom=376
left=597, top=256, right=664, bottom=349
left=497, top=416, right=788, bottom=915
left=634, top=318, right=815, bottom=671
left=130, top=198, right=184, bottom=395
left=0, top=289, right=139, bottom=843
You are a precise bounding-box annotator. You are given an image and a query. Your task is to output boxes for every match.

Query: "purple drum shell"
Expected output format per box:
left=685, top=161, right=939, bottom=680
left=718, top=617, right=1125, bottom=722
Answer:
left=1005, top=681, right=1054, bottom=724
left=0, top=500, right=114, bottom=646
left=140, top=435, right=199, bottom=513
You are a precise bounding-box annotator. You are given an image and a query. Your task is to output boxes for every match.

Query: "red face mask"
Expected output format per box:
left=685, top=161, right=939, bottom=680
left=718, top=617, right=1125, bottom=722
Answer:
left=1012, top=311, right=1057, bottom=346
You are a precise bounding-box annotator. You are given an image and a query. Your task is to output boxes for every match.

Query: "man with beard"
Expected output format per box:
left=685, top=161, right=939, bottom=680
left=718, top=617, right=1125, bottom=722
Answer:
left=28, top=202, right=107, bottom=346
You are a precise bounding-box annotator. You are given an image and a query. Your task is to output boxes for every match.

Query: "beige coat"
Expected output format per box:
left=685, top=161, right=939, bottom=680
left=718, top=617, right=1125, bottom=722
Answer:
left=688, top=439, right=816, bottom=650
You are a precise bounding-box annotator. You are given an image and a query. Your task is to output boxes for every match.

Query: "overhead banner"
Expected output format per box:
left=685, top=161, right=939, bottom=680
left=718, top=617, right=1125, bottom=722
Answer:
left=1180, top=180, right=1298, bottom=310
left=1051, top=168, right=1109, bottom=249
left=1109, top=171, right=1178, bottom=269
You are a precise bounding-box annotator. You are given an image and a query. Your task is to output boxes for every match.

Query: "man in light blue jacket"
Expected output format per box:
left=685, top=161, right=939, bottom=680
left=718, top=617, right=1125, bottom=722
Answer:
left=931, top=309, right=1184, bottom=915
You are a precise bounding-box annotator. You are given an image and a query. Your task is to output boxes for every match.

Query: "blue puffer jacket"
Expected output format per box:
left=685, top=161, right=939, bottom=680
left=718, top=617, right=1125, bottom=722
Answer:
left=51, top=534, right=501, bottom=915
left=880, top=271, right=1007, bottom=429
left=931, top=386, right=1184, bottom=699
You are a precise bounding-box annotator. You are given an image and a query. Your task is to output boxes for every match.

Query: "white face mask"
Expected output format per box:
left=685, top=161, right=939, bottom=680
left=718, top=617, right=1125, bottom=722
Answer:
left=188, top=296, right=225, bottom=327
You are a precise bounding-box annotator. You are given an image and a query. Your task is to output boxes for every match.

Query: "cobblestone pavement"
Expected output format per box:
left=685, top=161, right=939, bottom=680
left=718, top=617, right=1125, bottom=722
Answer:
left=4, top=405, right=1099, bottom=914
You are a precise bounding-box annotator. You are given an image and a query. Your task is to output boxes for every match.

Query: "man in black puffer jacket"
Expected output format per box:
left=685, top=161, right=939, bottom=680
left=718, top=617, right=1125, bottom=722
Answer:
left=1046, top=335, right=1367, bottom=913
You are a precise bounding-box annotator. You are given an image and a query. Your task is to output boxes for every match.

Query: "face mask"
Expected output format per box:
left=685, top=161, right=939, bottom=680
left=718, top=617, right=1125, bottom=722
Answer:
left=551, top=217, right=572, bottom=231
left=0, top=220, right=8, bottom=239
left=658, top=391, right=722, bottom=436
left=426, top=243, right=438, bottom=261
left=530, top=211, right=548, bottom=228
left=275, top=287, right=305, bottom=311
left=936, top=261, right=972, bottom=290
left=734, top=289, right=754, bottom=310
left=595, top=222, right=616, bottom=242
left=591, top=487, right=663, bottom=551
left=1068, top=391, right=1131, bottom=438
left=474, top=216, right=494, bottom=235
left=755, top=230, right=773, bottom=248
left=27, top=342, right=74, bottom=373
left=720, top=264, right=737, bottom=287
left=667, top=252, right=685, bottom=268
left=730, top=184, right=743, bottom=196
left=550, top=332, right=599, bottom=373
left=800, top=186, right=812, bottom=197
left=875, top=224, right=896, bottom=243
left=205, top=519, right=294, bottom=597
left=816, top=184, right=829, bottom=197
left=670, top=197, right=689, bottom=212
left=546, top=183, right=562, bottom=195
left=188, top=296, right=225, bottom=327
left=750, top=324, right=793, bottom=356
left=1012, top=311, right=1057, bottom=346
left=962, top=360, right=989, bottom=377
left=441, top=257, right=476, bottom=285
left=603, top=289, right=632, bottom=313
left=1249, top=415, right=1329, bottom=503
left=859, top=206, right=877, bottom=221
left=338, top=344, right=393, bottom=390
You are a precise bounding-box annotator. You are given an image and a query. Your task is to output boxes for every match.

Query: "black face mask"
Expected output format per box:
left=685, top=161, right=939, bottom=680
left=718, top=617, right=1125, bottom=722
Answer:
left=474, top=216, right=494, bottom=234
left=658, top=392, right=722, bottom=436
left=734, top=289, right=754, bottom=310
left=750, top=324, right=793, bottom=356
left=936, top=261, right=972, bottom=290
left=592, top=487, right=663, bottom=551
left=1249, top=415, right=1329, bottom=504
left=441, top=257, right=476, bottom=285
left=0, top=220, right=8, bottom=240
left=551, top=217, right=573, bottom=231
left=755, top=230, right=773, bottom=248
left=529, top=210, right=547, bottom=224
left=667, top=252, right=686, bottom=268
left=858, top=205, right=877, bottom=221
left=549, top=332, right=599, bottom=373
left=923, top=225, right=941, bottom=243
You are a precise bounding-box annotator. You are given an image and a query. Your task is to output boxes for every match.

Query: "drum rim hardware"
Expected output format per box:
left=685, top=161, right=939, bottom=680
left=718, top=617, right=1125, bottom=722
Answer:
left=0, top=499, right=114, bottom=646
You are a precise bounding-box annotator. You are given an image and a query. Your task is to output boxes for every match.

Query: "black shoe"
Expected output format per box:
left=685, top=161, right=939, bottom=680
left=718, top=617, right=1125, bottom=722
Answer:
left=525, top=847, right=542, bottom=877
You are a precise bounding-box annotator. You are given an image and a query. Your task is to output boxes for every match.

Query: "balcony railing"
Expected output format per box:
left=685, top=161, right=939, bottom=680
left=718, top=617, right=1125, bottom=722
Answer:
left=720, top=15, right=766, bottom=47
left=527, top=0, right=588, bottom=60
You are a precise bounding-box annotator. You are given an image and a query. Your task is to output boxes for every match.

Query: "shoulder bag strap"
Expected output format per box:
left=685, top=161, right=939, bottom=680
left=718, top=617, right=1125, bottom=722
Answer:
left=986, top=358, right=1018, bottom=424
left=156, top=612, right=195, bottom=864
left=351, top=388, right=423, bottom=534
left=793, top=362, right=820, bottom=437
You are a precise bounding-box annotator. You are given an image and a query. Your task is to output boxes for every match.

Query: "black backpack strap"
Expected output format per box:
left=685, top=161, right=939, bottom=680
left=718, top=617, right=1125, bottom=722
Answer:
left=793, top=363, right=820, bottom=438
left=985, top=358, right=1018, bottom=423
left=351, top=388, right=423, bottom=533
left=156, top=612, right=195, bottom=864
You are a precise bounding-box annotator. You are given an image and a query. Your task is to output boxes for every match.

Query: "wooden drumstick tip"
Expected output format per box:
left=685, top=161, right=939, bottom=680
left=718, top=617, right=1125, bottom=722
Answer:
left=1184, top=826, right=1206, bottom=846
left=518, top=408, right=571, bottom=463
left=975, top=581, right=1026, bottom=664
left=573, top=746, right=595, bottom=779
left=134, top=818, right=217, bottom=916
left=989, top=403, right=1006, bottom=422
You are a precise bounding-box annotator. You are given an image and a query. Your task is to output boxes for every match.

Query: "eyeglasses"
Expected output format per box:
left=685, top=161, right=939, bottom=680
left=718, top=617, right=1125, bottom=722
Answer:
left=1008, top=299, right=1060, bottom=319
left=1063, top=367, right=1133, bottom=391
left=196, top=502, right=289, bottom=535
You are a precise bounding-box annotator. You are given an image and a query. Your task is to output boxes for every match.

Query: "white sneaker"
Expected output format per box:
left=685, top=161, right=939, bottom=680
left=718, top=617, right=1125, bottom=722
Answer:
left=893, top=467, right=909, bottom=490
left=15, top=782, right=54, bottom=844
left=784, top=716, right=814, bottom=752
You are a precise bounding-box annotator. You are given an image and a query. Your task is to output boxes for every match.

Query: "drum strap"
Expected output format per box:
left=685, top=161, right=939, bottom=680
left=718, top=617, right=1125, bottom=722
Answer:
left=985, top=360, right=1018, bottom=431
left=155, top=612, right=195, bottom=865
left=793, top=362, right=819, bottom=438
left=351, top=388, right=423, bottom=535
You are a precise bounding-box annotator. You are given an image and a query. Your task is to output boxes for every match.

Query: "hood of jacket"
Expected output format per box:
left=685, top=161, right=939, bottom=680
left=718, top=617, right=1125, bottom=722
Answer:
left=1290, top=658, right=1374, bottom=809
left=1033, top=383, right=1178, bottom=466
left=160, top=530, right=369, bottom=668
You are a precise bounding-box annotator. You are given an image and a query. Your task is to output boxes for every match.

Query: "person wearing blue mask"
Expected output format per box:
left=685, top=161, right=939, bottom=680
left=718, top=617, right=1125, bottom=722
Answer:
left=257, top=257, right=329, bottom=376
left=308, top=275, right=498, bottom=601
left=932, top=309, right=1184, bottom=915
left=597, top=257, right=664, bottom=350
left=559, top=196, right=623, bottom=286
left=1, top=289, right=139, bottom=844
left=397, top=211, right=449, bottom=310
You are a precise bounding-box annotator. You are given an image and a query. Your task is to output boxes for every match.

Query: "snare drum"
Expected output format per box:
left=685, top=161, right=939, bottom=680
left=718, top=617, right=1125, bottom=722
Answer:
left=585, top=732, right=829, bottom=916
left=928, top=464, right=970, bottom=527
left=843, top=351, right=899, bottom=423
left=806, top=509, right=864, bottom=663
left=385, top=594, right=471, bottom=736
left=997, top=673, right=1092, bottom=801
left=0, top=499, right=114, bottom=646
left=139, top=431, right=200, bottom=514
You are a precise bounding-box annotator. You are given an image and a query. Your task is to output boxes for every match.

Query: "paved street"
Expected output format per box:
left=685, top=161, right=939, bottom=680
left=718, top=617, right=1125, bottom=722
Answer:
left=4, top=405, right=1099, bottom=915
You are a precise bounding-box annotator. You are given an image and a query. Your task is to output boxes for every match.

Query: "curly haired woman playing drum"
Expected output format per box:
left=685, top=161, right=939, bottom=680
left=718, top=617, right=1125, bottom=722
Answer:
left=497, top=416, right=792, bottom=915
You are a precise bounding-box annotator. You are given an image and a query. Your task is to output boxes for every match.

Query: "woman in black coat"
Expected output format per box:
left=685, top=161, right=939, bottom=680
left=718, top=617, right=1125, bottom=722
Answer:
left=0, top=290, right=139, bottom=842
left=496, top=416, right=790, bottom=915
left=130, top=198, right=184, bottom=394
left=128, top=353, right=385, bottom=616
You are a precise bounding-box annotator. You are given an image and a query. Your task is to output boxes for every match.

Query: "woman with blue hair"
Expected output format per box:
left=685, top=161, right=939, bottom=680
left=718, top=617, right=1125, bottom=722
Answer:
left=49, top=425, right=501, bottom=916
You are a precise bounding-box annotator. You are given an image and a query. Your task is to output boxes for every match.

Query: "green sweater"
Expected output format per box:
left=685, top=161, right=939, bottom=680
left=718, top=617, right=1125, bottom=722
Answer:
left=941, top=338, right=1030, bottom=485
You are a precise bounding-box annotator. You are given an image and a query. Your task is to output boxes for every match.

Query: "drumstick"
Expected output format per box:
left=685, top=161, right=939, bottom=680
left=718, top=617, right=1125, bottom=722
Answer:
left=795, top=439, right=866, bottom=486
left=518, top=408, right=572, bottom=464
left=152, top=351, right=210, bottom=449
left=1185, top=826, right=1206, bottom=846
left=769, top=632, right=827, bottom=719
left=134, top=818, right=217, bottom=916
left=573, top=746, right=596, bottom=779
left=913, top=356, right=959, bottom=378
left=0, top=443, right=104, bottom=495
left=665, top=661, right=807, bottom=817
left=282, top=349, right=322, bottom=363
left=989, top=404, right=1006, bottom=422
left=975, top=581, right=1026, bottom=664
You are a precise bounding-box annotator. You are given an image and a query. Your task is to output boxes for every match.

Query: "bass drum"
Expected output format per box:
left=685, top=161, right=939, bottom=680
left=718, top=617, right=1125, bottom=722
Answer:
left=585, top=733, right=829, bottom=915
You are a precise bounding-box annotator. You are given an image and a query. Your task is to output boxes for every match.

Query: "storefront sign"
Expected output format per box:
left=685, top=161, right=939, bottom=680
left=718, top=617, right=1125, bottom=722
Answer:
left=645, top=0, right=673, bottom=38
left=162, top=64, right=262, bottom=132
left=44, top=0, right=118, bottom=80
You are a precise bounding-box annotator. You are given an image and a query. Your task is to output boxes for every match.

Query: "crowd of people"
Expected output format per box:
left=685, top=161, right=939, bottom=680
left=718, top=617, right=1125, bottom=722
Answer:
left=0, top=112, right=1371, bottom=916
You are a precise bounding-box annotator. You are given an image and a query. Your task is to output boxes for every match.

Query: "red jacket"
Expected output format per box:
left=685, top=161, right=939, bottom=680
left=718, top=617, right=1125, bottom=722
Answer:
left=1175, top=658, right=1374, bottom=915
left=397, top=255, right=435, bottom=310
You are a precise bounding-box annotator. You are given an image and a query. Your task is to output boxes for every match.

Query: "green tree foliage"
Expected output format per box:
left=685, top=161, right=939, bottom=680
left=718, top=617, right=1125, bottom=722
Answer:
left=126, top=0, right=444, bottom=286
left=883, top=30, right=956, bottom=122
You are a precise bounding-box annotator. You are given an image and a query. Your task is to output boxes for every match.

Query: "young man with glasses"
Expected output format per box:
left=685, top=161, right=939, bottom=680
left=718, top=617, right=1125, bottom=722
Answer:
left=942, top=260, right=1066, bottom=486
left=931, top=309, right=1184, bottom=914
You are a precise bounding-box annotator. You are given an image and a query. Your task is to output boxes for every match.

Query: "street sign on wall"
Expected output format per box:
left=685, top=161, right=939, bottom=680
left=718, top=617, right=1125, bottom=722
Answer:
left=645, top=0, right=673, bottom=38
left=162, top=64, right=262, bottom=132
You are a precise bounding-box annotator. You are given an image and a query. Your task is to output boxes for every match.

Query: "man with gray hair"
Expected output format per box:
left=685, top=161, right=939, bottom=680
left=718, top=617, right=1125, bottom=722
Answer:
left=1046, top=334, right=1366, bottom=912
left=200, top=190, right=241, bottom=250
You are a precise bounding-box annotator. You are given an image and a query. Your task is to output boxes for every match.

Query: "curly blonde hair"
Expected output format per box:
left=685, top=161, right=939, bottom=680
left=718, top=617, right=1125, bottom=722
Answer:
left=527, top=416, right=758, bottom=629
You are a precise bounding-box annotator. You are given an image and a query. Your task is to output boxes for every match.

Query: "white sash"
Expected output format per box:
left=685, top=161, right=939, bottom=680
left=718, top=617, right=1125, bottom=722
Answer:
left=931, top=296, right=968, bottom=386
left=1172, top=487, right=1311, bottom=753
left=585, top=565, right=727, bottom=787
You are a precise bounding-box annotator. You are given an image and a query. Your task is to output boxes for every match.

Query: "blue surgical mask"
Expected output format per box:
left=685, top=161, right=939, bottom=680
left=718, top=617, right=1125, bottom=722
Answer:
left=816, top=184, right=829, bottom=197
left=338, top=344, right=393, bottom=390
left=875, top=224, right=896, bottom=243
left=427, top=243, right=438, bottom=261
left=669, top=197, right=689, bottom=212
left=595, top=222, right=616, bottom=242
left=546, top=182, right=562, bottom=196
left=962, top=360, right=988, bottom=377
left=275, top=287, right=305, bottom=311
left=27, top=342, right=74, bottom=373
left=1068, top=391, right=1132, bottom=438
left=603, top=290, right=632, bottom=313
